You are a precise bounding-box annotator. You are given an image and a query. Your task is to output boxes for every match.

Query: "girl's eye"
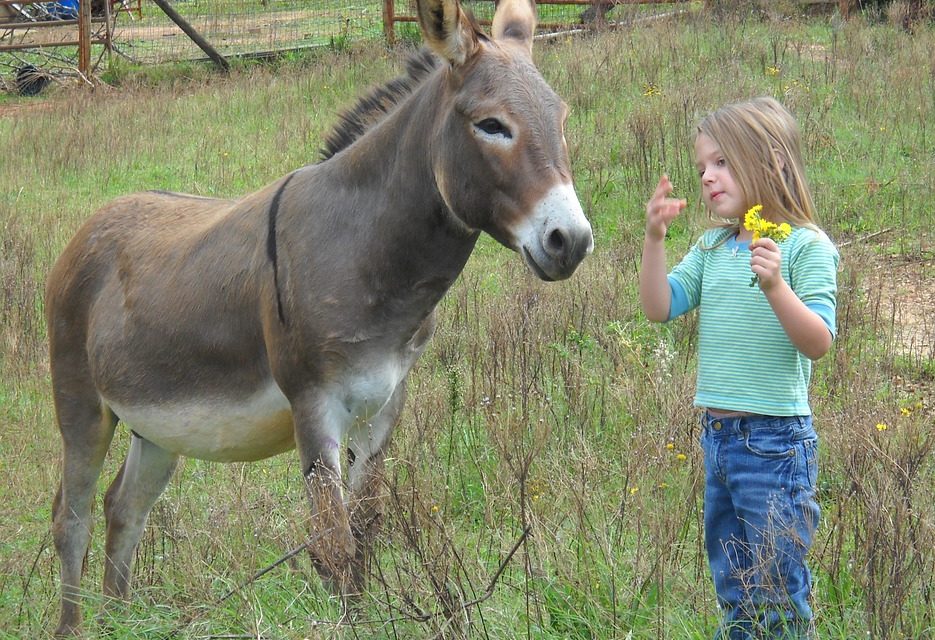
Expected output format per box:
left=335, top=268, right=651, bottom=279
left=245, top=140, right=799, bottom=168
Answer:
left=475, top=118, right=512, bottom=138
left=716, top=158, right=727, bottom=167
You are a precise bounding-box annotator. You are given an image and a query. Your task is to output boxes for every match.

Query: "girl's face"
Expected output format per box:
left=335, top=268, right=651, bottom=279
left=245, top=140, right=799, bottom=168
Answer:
left=695, top=133, right=748, bottom=224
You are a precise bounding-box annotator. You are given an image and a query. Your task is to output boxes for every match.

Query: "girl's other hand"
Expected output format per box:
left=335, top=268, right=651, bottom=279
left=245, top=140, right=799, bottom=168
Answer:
left=645, top=174, right=686, bottom=242
left=750, top=238, right=783, bottom=290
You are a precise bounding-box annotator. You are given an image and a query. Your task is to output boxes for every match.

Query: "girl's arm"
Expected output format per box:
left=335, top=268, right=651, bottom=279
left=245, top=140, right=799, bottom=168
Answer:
left=640, top=234, right=671, bottom=322
left=751, top=238, right=833, bottom=360
left=640, top=175, right=686, bottom=322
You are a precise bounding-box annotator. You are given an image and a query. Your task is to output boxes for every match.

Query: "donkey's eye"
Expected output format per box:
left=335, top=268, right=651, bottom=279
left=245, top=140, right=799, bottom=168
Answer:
left=475, top=118, right=512, bottom=139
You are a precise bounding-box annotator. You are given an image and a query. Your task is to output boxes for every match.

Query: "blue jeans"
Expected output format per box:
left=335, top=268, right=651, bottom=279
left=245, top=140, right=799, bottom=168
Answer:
left=700, top=412, right=820, bottom=639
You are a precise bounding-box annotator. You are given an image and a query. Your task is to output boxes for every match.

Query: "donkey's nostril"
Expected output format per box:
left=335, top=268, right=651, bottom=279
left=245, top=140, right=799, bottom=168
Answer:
left=545, top=228, right=567, bottom=256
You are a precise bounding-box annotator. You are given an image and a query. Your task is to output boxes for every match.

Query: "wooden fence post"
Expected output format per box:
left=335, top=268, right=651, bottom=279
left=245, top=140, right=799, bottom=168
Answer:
left=78, top=0, right=91, bottom=76
left=383, top=0, right=395, bottom=46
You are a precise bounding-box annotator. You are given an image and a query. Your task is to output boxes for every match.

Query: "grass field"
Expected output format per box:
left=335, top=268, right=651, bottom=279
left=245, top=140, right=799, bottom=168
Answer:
left=1, top=6, right=934, bottom=639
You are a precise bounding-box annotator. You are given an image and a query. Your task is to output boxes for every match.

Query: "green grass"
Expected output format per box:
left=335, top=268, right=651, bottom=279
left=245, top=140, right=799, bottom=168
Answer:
left=1, top=8, right=934, bottom=639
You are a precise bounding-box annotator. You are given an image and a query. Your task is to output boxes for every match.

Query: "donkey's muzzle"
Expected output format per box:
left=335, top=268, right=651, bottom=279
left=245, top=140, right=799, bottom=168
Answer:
left=518, top=184, right=593, bottom=281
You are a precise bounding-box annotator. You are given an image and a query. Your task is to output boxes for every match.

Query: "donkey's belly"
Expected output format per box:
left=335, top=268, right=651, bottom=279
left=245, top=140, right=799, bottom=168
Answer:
left=106, top=383, right=295, bottom=462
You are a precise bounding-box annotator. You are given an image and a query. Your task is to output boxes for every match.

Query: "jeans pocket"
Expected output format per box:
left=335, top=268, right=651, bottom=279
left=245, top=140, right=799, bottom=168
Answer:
left=803, top=438, right=819, bottom=488
left=744, top=428, right=795, bottom=459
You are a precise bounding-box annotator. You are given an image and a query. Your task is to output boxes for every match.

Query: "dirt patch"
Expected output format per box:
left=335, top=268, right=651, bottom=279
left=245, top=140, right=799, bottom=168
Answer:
left=841, top=232, right=933, bottom=418
left=0, top=99, right=52, bottom=117
left=850, top=232, right=934, bottom=411
left=114, top=8, right=334, bottom=40
left=861, top=247, right=935, bottom=360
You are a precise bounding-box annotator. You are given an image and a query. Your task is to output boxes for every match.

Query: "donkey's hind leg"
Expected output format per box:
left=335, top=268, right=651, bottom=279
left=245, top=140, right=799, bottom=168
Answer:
left=52, top=399, right=118, bottom=637
left=102, top=433, right=179, bottom=603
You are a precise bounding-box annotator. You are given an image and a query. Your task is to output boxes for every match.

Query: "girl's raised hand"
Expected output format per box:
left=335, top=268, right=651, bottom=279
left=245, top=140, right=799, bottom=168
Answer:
left=645, top=174, right=686, bottom=242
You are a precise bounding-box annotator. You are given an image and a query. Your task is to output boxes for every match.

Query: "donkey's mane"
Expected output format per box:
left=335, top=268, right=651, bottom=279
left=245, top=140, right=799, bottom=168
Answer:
left=320, top=48, right=440, bottom=161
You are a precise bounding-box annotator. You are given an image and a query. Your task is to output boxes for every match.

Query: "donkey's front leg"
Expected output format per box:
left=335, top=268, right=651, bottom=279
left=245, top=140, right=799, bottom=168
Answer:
left=292, top=395, right=356, bottom=594
left=346, top=381, right=406, bottom=588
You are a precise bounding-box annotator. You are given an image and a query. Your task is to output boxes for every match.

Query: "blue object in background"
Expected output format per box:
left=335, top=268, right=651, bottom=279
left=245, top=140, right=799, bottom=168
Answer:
left=45, top=0, right=79, bottom=19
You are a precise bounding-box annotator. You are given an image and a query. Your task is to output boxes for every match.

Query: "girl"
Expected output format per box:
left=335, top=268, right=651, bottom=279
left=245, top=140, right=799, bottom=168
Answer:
left=639, top=96, right=838, bottom=638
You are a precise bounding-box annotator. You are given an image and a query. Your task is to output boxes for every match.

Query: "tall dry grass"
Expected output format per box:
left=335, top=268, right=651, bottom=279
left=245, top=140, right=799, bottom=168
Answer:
left=1, top=8, right=933, bottom=639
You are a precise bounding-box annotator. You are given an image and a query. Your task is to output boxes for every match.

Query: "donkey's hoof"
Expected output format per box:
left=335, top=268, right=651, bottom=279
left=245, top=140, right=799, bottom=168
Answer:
left=54, top=621, right=81, bottom=638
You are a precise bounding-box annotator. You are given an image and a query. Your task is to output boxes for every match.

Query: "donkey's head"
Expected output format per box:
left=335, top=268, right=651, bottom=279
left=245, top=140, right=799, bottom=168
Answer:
left=418, top=0, right=593, bottom=281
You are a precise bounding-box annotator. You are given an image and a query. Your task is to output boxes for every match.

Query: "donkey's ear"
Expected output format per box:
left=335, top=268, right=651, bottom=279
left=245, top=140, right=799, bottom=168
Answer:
left=492, top=0, right=537, bottom=54
left=417, top=0, right=481, bottom=66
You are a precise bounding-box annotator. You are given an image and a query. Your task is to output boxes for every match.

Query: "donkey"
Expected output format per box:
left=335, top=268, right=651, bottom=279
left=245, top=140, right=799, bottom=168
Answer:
left=45, top=0, right=592, bottom=634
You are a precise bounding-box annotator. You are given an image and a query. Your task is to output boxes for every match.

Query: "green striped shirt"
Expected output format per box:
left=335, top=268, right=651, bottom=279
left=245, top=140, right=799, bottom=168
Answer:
left=667, top=226, right=839, bottom=416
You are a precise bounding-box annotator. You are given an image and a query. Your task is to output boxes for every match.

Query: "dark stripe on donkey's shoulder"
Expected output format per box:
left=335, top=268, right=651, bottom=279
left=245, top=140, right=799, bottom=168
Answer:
left=267, top=172, right=297, bottom=327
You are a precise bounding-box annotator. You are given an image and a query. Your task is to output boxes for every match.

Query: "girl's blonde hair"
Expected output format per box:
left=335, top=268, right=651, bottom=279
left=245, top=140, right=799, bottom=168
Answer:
left=697, top=96, right=817, bottom=233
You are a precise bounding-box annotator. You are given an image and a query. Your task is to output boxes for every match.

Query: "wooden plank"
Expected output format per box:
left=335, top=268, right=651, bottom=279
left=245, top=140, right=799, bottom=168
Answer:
left=0, top=37, right=107, bottom=51
left=0, top=17, right=107, bottom=29
left=150, top=0, right=230, bottom=72
left=383, top=0, right=693, bottom=43
left=533, top=0, right=690, bottom=4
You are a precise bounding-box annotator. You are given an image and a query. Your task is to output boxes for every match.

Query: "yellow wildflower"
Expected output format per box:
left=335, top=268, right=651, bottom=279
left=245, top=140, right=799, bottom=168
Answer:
left=676, top=453, right=687, bottom=462
left=900, top=407, right=912, bottom=417
left=766, top=65, right=781, bottom=76
left=665, top=442, right=675, bottom=450
left=744, top=205, right=792, bottom=287
left=743, top=205, right=792, bottom=243
left=744, top=204, right=763, bottom=226
left=629, top=486, right=639, bottom=495
left=875, top=423, right=888, bottom=432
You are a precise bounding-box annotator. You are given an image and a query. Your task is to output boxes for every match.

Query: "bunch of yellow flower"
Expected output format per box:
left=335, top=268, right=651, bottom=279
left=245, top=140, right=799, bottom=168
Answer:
left=744, top=205, right=792, bottom=242
left=744, top=205, right=793, bottom=287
